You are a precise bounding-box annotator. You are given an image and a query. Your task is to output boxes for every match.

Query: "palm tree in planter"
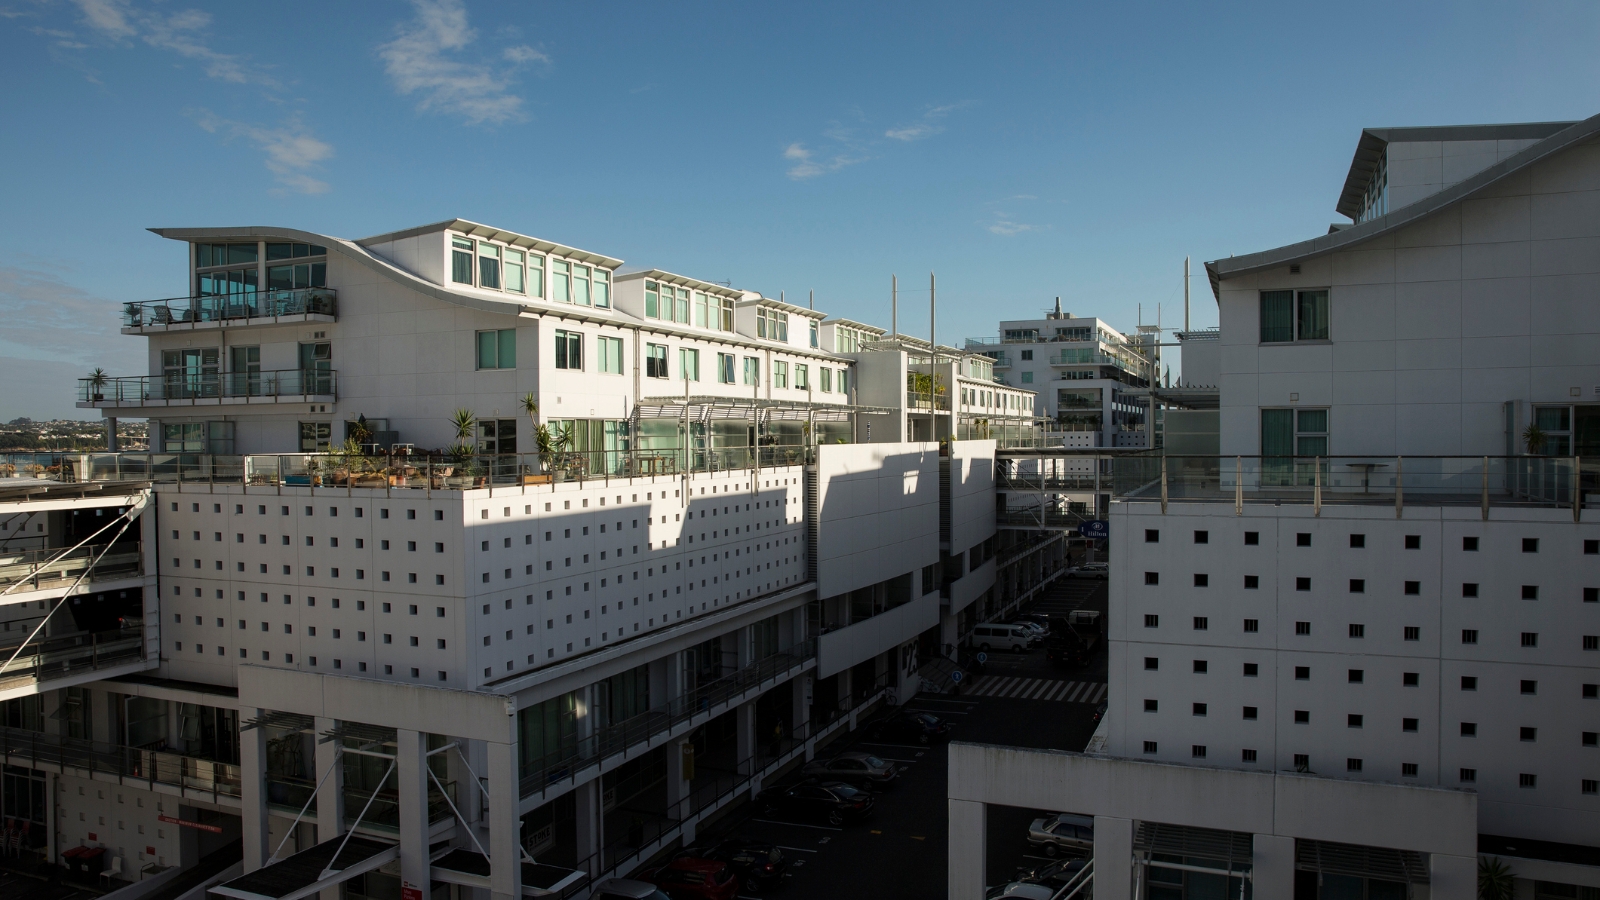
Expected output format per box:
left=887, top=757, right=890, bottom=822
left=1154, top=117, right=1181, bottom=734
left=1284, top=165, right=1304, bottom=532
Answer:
left=87, top=368, right=108, bottom=401
left=446, top=408, right=477, bottom=479
left=1522, top=422, right=1548, bottom=455
left=521, top=393, right=541, bottom=474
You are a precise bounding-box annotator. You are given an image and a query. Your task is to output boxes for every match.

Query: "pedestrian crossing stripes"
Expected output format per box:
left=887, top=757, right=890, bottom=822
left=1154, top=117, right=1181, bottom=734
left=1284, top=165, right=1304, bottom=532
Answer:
left=964, top=676, right=1106, bottom=703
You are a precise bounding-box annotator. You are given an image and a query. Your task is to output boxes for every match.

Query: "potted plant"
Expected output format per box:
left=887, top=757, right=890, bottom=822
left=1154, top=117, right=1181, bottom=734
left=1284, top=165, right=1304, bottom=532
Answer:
left=1523, top=423, right=1547, bottom=455
left=24, top=463, right=44, bottom=478
left=88, top=368, right=108, bottom=401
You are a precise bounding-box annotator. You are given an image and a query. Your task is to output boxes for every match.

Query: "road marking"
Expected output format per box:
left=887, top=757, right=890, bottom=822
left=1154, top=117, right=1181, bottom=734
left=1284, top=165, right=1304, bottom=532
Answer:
left=1043, top=681, right=1071, bottom=701
left=752, top=819, right=842, bottom=831
left=1063, top=682, right=1087, bottom=703
left=1089, top=684, right=1108, bottom=703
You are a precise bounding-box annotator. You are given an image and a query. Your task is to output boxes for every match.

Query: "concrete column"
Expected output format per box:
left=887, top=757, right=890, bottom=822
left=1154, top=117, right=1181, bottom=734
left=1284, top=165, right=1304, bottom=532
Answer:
left=106, top=418, right=119, bottom=452
left=666, top=739, right=691, bottom=809
left=736, top=700, right=756, bottom=775
left=314, top=717, right=344, bottom=900
left=395, top=729, right=430, bottom=900
left=573, top=779, right=602, bottom=876
left=240, top=710, right=270, bottom=872
left=947, top=799, right=985, bottom=900
left=1429, top=854, right=1477, bottom=900
left=486, top=738, right=522, bottom=900
left=1092, top=815, right=1134, bottom=900
left=1251, top=834, right=1294, bottom=900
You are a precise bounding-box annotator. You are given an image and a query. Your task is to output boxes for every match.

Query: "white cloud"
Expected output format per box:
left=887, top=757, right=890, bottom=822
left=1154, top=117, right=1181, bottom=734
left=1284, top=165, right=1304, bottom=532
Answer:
left=70, top=0, right=272, bottom=85
left=0, top=265, right=145, bottom=418
left=885, top=104, right=957, bottom=142
left=985, top=218, right=1039, bottom=235
left=379, top=0, right=544, bottom=126
left=782, top=142, right=869, bottom=181
left=194, top=111, right=334, bottom=195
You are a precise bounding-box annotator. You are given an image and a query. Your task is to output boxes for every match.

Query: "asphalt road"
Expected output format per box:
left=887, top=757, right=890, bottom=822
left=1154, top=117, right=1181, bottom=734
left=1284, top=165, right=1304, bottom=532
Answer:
left=674, top=575, right=1109, bottom=900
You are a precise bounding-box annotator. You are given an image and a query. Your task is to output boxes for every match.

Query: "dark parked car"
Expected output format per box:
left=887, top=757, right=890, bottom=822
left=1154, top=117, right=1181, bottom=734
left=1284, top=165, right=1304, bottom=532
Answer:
left=694, top=839, right=789, bottom=890
left=801, top=751, right=900, bottom=787
left=1021, top=857, right=1089, bottom=889
left=756, top=781, right=875, bottom=825
left=1092, top=701, right=1107, bottom=725
left=638, top=857, right=739, bottom=900
left=865, top=711, right=952, bottom=745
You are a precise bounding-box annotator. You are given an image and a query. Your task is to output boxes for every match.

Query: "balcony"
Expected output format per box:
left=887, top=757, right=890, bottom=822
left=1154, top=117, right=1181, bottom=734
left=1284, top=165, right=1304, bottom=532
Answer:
left=78, top=368, right=336, bottom=409
left=0, top=623, right=151, bottom=697
left=0, top=542, right=142, bottom=595
left=122, top=288, right=336, bottom=333
left=0, top=724, right=241, bottom=802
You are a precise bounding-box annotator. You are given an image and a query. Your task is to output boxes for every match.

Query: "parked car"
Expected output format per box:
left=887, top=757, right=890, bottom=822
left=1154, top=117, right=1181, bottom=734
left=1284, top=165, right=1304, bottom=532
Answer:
left=801, top=752, right=900, bottom=787
left=1027, top=812, right=1095, bottom=857
left=1092, top=701, right=1107, bottom=725
left=1011, top=620, right=1049, bottom=638
left=1013, top=614, right=1053, bottom=633
left=971, top=623, right=1036, bottom=652
left=865, top=711, right=952, bottom=744
left=638, top=857, right=740, bottom=900
left=756, top=781, right=875, bottom=825
left=1070, top=562, right=1108, bottom=579
left=985, top=883, right=1055, bottom=900
left=592, top=879, right=675, bottom=900
left=693, top=839, right=789, bottom=891
left=1020, top=857, right=1089, bottom=889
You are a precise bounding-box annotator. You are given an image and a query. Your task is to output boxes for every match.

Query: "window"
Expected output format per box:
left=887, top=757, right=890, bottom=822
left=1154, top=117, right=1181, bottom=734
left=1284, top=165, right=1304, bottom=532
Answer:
left=551, top=260, right=570, bottom=303
left=646, top=344, right=669, bottom=378
left=1586, top=636, right=1600, bottom=651
left=1295, top=621, right=1311, bottom=635
left=1143, top=741, right=1157, bottom=754
left=597, top=336, right=624, bottom=375
left=1522, top=585, right=1539, bottom=600
left=478, top=242, right=500, bottom=289
left=809, top=320, right=819, bottom=348
left=1144, top=615, right=1159, bottom=628
left=1349, top=624, right=1365, bottom=638
left=1244, top=575, right=1259, bottom=589
left=1461, top=676, right=1478, bottom=690
left=1349, top=533, right=1365, bottom=548
left=819, top=367, right=833, bottom=392
left=1296, top=532, right=1312, bottom=547
left=1145, top=572, right=1159, bottom=585
left=1259, top=289, right=1329, bottom=342
left=1460, top=768, right=1476, bottom=783
left=526, top=252, right=544, bottom=298
left=1243, top=706, right=1257, bottom=720
left=1295, top=666, right=1310, bottom=680
left=1244, top=531, right=1259, bottom=545
left=773, top=361, right=788, bottom=388
left=1587, top=684, right=1599, bottom=698
left=757, top=308, right=789, bottom=342
left=1194, top=574, right=1208, bottom=587
left=1521, top=727, right=1538, bottom=742
left=715, top=353, right=735, bottom=384
left=1145, top=529, right=1160, bottom=543
left=1192, top=706, right=1207, bottom=720
left=1294, top=754, right=1310, bottom=770
left=1243, top=663, right=1258, bottom=676
left=1193, top=659, right=1208, bottom=673
left=1193, top=617, right=1208, bottom=630
left=1463, top=583, right=1479, bottom=597
left=1021, top=371, right=1033, bottom=383
left=743, top=357, right=760, bottom=386
left=1347, top=758, right=1363, bottom=772
left=1243, top=619, right=1258, bottom=633
left=1405, top=581, right=1421, bottom=595
left=1464, top=536, right=1479, bottom=551
left=554, top=330, right=582, bottom=370
left=1144, top=699, right=1158, bottom=711
left=1523, top=538, right=1540, bottom=553
left=1348, top=669, right=1364, bottom=683
left=794, top=364, right=808, bottom=389
left=503, top=247, right=525, bottom=293
left=1462, top=629, right=1478, bottom=644
left=1261, top=408, right=1327, bottom=460
left=1144, top=657, right=1159, bottom=670
left=1348, top=714, right=1363, bottom=729
left=1294, top=710, right=1309, bottom=723
left=679, top=348, right=700, bottom=381
left=572, top=264, right=593, bottom=307
left=477, top=419, right=516, bottom=454
left=1403, top=626, right=1420, bottom=641
left=1350, top=579, right=1365, bottom=593
left=1520, top=773, right=1538, bottom=789
left=477, top=329, right=517, bottom=369
left=1585, top=780, right=1598, bottom=794
left=1522, top=632, right=1539, bottom=648
left=1193, top=530, right=1208, bottom=544
left=1404, top=672, right=1419, bottom=686
left=299, top=422, right=331, bottom=453
left=645, top=281, right=661, bottom=318
left=1402, top=718, right=1418, bottom=732
left=1243, top=749, right=1258, bottom=763
left=452, top=237, right=474, bottom=284
left=1461, top=722, right=1477, bottom=736
left=1191, top=745, right=1207, bottom=758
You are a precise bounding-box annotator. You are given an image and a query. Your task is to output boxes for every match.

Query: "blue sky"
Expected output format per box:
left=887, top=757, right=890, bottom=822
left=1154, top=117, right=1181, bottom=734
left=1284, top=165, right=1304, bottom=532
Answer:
left=2, top=0, right=1597, bottom=421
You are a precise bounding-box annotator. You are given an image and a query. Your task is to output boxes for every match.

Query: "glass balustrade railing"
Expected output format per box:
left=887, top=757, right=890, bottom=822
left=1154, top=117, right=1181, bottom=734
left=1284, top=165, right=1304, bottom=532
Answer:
left=122, top=289, right=336, bottom=328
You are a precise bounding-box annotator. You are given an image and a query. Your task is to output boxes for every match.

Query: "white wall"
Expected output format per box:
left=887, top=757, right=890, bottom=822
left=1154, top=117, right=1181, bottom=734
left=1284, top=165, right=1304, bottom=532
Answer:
left=813, top=442, right=940, bottom=599
left=1216, top=137, right=1600, bottom=457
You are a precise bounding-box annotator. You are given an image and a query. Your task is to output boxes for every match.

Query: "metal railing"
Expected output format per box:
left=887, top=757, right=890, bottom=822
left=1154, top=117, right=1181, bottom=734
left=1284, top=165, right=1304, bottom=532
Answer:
left=906, top=392, right=952, bottom=411
left=4, top=448, right=814, bottom=492
left=1113, top=455, right=1598, bottom=516
left=0, top=624, right=148, bottom=692
left=79, top=368, right=336, bottom=404
left=122, top=288, right=337, bottom=328
left=518, top=638, right=817, bottom=798
left=0, top=542, right=142, bottom=590
left=0, top=725, right=241, bottom=799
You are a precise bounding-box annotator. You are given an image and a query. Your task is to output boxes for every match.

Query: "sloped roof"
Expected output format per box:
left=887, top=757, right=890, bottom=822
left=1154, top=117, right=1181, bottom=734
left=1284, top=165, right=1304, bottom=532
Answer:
left=1206, top=112, right=1600, bottom=300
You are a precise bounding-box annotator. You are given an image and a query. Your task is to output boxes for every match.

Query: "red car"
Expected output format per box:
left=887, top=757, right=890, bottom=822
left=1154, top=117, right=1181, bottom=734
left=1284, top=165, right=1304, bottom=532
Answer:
left=640, top=857, right=739, bottom=900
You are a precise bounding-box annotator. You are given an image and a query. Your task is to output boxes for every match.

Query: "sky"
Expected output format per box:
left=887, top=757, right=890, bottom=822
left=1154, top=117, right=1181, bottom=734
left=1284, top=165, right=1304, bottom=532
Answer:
left=1, top=0, right=1598, bottom=421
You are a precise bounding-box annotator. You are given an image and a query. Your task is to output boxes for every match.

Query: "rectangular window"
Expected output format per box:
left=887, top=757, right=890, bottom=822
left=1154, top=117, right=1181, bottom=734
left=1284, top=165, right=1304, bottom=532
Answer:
left=526, top=253, right=544, bottom=298
left=773, top=361, right=788, bottom=388
left=679, top=348, right=700, bottom=382
left=820, top=367, right=832, bottom=392
left=598, top=337, right=624, bottom=375
left=694, top=292, right=709, bottom=328
left=551, top=260, right=570, bottom=303
left=645, top=281, right=660, bottom=319
left=452, top=237, right=474, bottom=284
left=1298, top=290, right=1329, bottom=340
left=717, top=353, right=735, bottom=384
left=794, top=364, right=809, bottom=389
left=572, top=265, right=591, bottom=306
left=1243, top=619, right=1258, bottom=633
left=477, top=419, right=516, bottom=454
left=593, top=269, right=610, bottom=308
left=1260, top=290, right=1293, bottom=342
left=478, top=243, right=501, bottom=289
left=743, top=357, right=760, bottom=386
left=503, top=247, right=525, bottom=293
left=646, top=344, right=668, bottom=378
left=477, top=329, right=517, bottom=369
left=554, top=330, right=582, bottom=370
left=1260, top=289, right=1329, bottom=341
left=299, top=422, right=331, bottom=452
left=1021, top=371, right=1033, bottom=383
left=675, top=287, right=689, bottom=323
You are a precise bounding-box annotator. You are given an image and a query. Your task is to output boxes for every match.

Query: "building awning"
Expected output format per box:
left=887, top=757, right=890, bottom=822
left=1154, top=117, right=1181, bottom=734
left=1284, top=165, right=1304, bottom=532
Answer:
left=1296, top=838, right=1429, bottom=885
left=1135, top=821, right=1253, bottom=871
left=429, top=848, right=588, bottom=897
left=209, top=837, right=398, bottom=900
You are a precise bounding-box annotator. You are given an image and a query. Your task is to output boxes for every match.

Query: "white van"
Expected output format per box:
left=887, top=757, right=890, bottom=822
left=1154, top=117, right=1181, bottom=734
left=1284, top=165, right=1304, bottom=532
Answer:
left=971, top=623, right=1035, bottom=652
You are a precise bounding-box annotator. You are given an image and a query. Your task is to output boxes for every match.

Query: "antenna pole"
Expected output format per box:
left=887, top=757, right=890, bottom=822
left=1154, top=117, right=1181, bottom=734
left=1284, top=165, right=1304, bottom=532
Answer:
left=891, top=275, right=897, bottom=339
left=1183, top=256, right=1191, bottom=332
left=809, top=289, right=813, bottom=310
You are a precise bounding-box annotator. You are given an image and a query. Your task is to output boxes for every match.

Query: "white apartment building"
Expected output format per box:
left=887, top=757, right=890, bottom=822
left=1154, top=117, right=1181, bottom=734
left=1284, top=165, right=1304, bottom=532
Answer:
left=948, top=114, right=1600, bottom=900
left=966, top=302, right=1157, bottom=448
left=0, top=218, right=1030, bottom=900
